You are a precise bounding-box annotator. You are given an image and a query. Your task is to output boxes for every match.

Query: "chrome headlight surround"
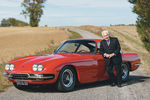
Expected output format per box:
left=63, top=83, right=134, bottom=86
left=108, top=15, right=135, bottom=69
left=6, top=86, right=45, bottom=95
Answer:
left=32, top=64, right=44, bottom=72
left=5, top=63, right=15, bottom=71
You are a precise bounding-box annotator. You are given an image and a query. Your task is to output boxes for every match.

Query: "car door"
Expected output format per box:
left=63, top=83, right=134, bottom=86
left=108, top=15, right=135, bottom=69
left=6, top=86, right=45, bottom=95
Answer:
left=73, top=42, right=99, bottom=83
left=75, top=41, right=106, bottom=83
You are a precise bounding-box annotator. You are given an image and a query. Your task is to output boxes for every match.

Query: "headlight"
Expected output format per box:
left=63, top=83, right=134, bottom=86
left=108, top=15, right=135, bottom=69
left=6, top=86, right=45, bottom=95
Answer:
left=32, top=64, right=44, bottom=72
left=5, top=63, right=15, bottom=71
left=5, top=64, right=10, bottom=71
left=10, top=64, right=15, bottom=71
left=38, top=64, right=44, bottom=72
left=33, top=64, right=38, bottom=71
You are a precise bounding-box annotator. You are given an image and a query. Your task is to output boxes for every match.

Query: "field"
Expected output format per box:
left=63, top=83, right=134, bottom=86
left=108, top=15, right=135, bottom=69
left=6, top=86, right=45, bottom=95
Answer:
left=78, top=25, right=150, bottom=73
left=0, top=27, right=72, bottom=63
left=0, top=27, right=82, bottom=92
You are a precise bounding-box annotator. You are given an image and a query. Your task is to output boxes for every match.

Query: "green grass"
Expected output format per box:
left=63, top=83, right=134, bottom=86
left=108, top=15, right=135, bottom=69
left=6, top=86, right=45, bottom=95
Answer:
left=68, top=30, right=82, bottom=39
left=89, top=30, right=102, bottom=37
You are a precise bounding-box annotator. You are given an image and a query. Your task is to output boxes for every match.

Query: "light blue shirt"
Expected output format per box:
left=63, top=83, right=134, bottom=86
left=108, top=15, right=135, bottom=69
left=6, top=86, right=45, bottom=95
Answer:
left=107, top=38, right=110, bottom=45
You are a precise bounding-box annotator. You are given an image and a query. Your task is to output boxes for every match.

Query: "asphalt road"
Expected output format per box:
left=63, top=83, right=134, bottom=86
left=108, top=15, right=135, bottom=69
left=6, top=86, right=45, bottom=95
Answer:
left=0, top=28, right=150, bottom=100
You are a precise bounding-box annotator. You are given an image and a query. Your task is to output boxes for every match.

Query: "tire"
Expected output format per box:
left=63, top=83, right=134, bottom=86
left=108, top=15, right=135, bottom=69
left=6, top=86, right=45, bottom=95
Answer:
left=13, top=83, right=30, bottom=90
left=121, top=63, right=130, bottom=82
left=56, top=66, right=76, bottom=92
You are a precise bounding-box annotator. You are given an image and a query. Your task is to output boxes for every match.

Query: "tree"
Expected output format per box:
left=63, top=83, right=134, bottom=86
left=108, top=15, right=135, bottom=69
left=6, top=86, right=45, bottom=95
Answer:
left=21, top=0, right=46, bottom=27
left=129, top=0, right=150, bottom=52
left=1, top=19, right=11, bottom=27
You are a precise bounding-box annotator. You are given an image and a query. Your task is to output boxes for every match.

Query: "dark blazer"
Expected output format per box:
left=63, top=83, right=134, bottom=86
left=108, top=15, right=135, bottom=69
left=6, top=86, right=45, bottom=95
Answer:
left=100, top=37, right=122, bottom=64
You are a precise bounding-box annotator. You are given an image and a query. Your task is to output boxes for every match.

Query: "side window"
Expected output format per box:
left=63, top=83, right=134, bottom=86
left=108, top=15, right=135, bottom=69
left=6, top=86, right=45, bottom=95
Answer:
left=97, top=41, right=101, bottom=49
left=77, top=44, right=90, bottom=52
left=58, top=43, right=78, bottom=53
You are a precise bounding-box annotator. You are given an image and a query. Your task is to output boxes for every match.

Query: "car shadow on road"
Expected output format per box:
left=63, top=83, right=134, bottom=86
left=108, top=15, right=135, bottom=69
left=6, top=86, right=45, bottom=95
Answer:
left=74, top=75, right=150, bottom=91
left=122, top=75, right=150, bottom=86
left=22, top=75, right=150, bottom=93
left=22, top=80, right=110, bottom=93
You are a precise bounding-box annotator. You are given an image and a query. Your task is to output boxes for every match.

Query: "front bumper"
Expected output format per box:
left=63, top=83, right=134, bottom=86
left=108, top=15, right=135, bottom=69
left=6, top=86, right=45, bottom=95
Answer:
left=3, top=72, right=55, bottom=81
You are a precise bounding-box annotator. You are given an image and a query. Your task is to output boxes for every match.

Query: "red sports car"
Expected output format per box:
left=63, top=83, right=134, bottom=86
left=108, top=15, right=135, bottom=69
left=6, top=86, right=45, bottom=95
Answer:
left=3, top=39, right=141, bottom=91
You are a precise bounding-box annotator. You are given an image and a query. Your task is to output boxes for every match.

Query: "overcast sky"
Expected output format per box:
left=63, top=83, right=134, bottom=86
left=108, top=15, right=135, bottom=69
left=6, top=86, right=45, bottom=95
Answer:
left=0, top=0, right=137, bottom=26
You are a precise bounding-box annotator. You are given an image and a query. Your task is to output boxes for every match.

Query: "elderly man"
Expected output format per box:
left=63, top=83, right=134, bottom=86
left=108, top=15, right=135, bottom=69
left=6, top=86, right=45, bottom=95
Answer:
left=100, top=30, right=122, bottom=87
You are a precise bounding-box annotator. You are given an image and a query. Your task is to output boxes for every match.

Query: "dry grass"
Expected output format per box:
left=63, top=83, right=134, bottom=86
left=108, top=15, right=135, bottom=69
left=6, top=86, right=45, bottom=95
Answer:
left=78, top=25, right=150, bottom=73
left=0, top=27, right=71, bottom=63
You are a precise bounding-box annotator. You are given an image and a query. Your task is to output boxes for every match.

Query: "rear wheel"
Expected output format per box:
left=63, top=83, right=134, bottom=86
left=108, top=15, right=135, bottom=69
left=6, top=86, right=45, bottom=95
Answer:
left=121, top=63, right=130, bottom=82
left=56, top=66, right=76, bottom=92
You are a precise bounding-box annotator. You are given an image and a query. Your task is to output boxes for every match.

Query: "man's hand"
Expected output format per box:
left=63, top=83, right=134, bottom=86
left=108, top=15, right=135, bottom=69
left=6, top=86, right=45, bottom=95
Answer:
left=104, top=53, right=110, bottom=58
left=109, top=53, right=115, bottom=58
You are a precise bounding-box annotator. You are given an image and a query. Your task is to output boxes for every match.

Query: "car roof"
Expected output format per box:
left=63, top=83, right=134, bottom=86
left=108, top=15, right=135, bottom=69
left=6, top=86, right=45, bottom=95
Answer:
left=70, top=38, right=102, bottom=42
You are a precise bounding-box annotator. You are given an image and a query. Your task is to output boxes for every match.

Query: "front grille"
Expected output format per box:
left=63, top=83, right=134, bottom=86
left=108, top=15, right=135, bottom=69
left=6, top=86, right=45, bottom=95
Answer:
left=11, top=73, right=29, bottom=80
left=8, top=73, right=55, bottom=80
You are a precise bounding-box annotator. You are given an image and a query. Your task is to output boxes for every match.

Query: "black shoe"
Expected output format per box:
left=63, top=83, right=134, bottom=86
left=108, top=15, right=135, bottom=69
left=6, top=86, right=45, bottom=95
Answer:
left=111, top=82, right=116, bottom=87
left=117, top=83, right=122, bottom=87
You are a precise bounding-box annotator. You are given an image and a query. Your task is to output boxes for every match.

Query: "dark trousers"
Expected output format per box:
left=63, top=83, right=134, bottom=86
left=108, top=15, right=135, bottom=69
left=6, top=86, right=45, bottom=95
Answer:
left=105, top=58, right=122, bottom=83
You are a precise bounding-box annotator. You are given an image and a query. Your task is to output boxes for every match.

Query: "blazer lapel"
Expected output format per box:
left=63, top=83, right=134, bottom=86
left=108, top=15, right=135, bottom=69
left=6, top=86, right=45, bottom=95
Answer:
left=104, top=40, right=109, bottom=48
left=108, top=37, right=112, bottom=47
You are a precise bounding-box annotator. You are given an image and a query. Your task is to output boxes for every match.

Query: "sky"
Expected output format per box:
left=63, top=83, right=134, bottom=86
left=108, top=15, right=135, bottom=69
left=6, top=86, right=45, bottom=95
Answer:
left=0, top=0, right=137, bottom=26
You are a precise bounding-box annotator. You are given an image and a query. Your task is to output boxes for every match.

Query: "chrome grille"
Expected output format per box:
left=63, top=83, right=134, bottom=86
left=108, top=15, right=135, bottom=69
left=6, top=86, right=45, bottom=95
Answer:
left=11, top=73, right=29, bottom=80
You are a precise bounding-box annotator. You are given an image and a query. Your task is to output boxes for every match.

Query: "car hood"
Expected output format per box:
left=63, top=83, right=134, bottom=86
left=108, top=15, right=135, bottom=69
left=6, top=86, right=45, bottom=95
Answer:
left=8, top=53, right=87, bottom=73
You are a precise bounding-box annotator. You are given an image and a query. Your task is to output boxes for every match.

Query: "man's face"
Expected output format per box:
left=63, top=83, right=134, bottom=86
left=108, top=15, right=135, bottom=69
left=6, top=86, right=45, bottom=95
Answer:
left=102, top=32, right=109, bottom=41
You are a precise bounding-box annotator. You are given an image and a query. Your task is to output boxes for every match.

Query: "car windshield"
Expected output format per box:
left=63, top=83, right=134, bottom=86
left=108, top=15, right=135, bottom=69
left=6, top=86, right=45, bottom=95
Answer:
left=55, top=40, right=96, bottom=54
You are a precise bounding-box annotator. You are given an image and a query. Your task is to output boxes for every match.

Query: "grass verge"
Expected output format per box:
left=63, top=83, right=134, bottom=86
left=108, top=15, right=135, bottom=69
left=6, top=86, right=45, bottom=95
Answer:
left=68, top=30, right=82, bottom=39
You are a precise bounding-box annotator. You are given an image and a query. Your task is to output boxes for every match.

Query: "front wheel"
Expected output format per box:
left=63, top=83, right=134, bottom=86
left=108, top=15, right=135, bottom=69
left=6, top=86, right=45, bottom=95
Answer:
left=56, top=66, right=76, bottom=92
left=121, top=63, right=130, bottom=82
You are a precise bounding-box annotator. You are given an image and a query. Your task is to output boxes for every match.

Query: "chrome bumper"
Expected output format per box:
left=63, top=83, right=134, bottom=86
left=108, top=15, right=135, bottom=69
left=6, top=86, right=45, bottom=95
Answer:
left=3, top=72, right=55, bottom=81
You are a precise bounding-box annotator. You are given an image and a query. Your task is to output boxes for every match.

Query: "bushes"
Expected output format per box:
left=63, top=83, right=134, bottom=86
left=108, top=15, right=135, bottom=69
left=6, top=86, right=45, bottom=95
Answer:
left=0, top=18, right=29, bottom=27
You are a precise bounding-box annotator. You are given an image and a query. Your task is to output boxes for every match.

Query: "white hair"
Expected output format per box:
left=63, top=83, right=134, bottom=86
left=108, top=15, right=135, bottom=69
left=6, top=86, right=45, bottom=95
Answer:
left=101, top=30, right=109, bottom=36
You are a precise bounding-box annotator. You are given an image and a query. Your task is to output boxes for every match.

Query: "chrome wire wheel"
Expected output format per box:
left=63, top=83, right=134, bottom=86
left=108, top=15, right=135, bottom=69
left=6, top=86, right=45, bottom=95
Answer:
left=57, top=66, right=76, bottom=92
left=121, top=63, right=130, bottom=81
left=62, top=69, right=74, bottom=88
